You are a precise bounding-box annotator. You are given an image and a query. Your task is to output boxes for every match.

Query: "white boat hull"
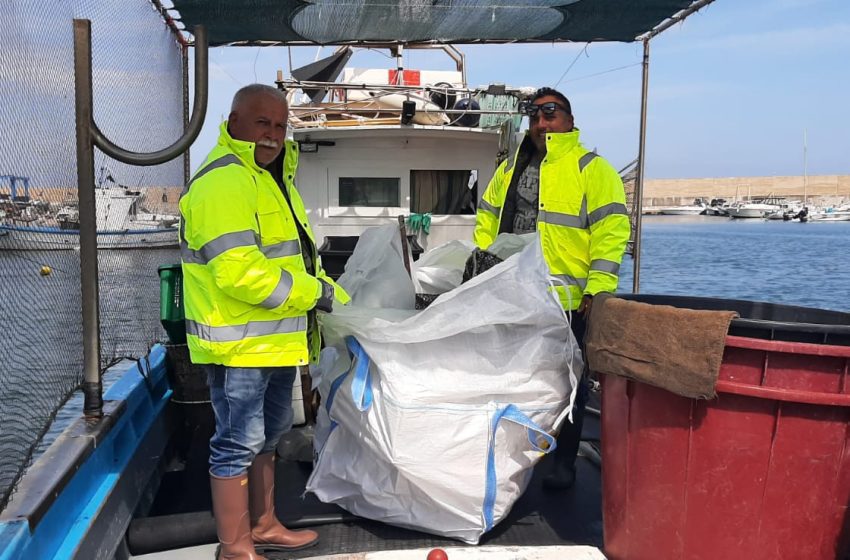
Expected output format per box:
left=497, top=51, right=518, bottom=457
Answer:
left=658, top=207, right=705, bottom=215
left=810, top=212, right=850, bottom=222
left=727, top=208, right=770, bottom=219
left=0, top=225, right=178, bottom=250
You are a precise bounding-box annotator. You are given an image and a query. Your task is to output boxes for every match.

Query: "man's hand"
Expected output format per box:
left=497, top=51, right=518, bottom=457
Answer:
left=578, top=294, right=593, bottom=317
left=315, top=279, right=334, bottom=313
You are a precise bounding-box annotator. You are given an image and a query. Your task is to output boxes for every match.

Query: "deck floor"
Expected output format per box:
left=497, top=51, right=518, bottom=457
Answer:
left=268, top=454, right=602, bottom=558
left=135, top=406, right=602, bottom=559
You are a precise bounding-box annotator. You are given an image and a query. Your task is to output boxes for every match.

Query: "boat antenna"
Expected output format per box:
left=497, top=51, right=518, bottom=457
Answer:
left=803, top=128, right=808, bottom=204
left=97, top=165, right=107, bottom=188
left=288, top=46, right=293, bottom=78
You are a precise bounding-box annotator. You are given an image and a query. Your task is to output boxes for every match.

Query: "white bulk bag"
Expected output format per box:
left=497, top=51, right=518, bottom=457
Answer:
left=308, top=228, right=582, bottom=544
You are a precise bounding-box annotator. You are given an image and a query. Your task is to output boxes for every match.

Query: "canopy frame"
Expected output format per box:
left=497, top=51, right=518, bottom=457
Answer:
left=72, top=0, right=715, bottom=411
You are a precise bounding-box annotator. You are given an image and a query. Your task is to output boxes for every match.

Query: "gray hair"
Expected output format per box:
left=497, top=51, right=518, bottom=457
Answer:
left=231, top=84, right=288, bottom=111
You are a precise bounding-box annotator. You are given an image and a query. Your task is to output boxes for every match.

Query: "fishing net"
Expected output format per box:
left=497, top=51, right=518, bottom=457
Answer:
left=0, top=0, right=185, bottom=512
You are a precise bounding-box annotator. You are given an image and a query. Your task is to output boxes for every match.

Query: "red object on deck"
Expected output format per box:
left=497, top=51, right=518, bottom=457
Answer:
left=426, top=548, right=449, bottom=560
left=602, top=334, right=850, bottom=560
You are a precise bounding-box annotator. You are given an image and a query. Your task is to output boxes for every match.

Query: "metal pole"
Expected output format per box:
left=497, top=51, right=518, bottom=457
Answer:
left=803, top=128, right=808, bottom=204
left=632, top=39, right=650, bottom=294
left=73, top=19, right=102, bottom=418
left=395, top=45, right=404, bottom=83
left=90, top=26, right=208, bottom=166
left=71, top=22, right=208, bottom=418
left=640, top=0, right=717, bottom=41
left=183, top=44, right=190, bottom=185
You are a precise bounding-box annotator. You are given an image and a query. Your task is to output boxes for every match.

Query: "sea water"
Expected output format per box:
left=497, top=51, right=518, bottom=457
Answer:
left=2, top=218, right=849, bottom=494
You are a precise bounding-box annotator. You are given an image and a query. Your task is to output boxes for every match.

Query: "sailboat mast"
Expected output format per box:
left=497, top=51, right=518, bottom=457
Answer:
left=803, top=128, right=808, bottom=204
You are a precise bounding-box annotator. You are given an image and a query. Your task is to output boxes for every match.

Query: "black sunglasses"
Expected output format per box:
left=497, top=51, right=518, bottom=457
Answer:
left=519, top=101, right=570, bottom=118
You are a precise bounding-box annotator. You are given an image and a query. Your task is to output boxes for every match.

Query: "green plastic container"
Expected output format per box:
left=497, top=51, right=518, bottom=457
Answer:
left=158, top=264, right=186, bottom=344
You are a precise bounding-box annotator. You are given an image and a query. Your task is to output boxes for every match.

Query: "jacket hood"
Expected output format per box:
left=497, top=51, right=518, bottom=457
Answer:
left=509, top=128, right=582, bottom=172
left=217, top=121, right=297, bottom=176
left=541, top=128, right=581, bottom=161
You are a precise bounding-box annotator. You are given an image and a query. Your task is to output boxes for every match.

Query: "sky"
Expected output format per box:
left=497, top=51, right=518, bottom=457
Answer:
left=189, top=0, right=850, bottom=180
left=1, top=0, right=185, bottom=190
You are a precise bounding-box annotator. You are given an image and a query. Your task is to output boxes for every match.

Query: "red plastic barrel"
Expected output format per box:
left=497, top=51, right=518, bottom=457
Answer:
left=602, top=300, right=850, bottom=560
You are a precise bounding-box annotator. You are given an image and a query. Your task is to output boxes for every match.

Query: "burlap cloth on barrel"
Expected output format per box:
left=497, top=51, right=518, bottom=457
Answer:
left=585, top=294, right=738, bottom=399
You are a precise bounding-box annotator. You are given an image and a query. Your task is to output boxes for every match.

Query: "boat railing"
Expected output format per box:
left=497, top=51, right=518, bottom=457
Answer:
left=279, top=78, right=526, bottom=129
left=72, top=20, right=208, bottom=420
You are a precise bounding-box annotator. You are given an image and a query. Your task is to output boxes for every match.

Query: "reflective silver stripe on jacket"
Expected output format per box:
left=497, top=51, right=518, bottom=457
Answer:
left=579, top=196, right=588, bottom=227
left=185, top=316, right=306, bottom=343
left=550, top=274, right=588, bottom=290
left=579, top=152, right=598, bottom=172
left=538, top=210, right=585, bottom=229
left=479, top=199, right=501, bottom=216
left=259, top=270, right=294, bottom=309
left=588, top=202, right=628, bottom=227
left=180, top=154, right=247, bottom=256
left=181, top=154, right=244, bottom=198
left=591, top=259, right=621, bottom=275
left=260, top=240, right=300, bottom=259
left=181, top=230, right=257, bottom=265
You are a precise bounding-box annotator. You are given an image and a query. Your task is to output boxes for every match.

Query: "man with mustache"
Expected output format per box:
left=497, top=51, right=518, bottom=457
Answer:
left=180, top=84, right=348, bottom=559
left=474, top=87, right=630, bottom=490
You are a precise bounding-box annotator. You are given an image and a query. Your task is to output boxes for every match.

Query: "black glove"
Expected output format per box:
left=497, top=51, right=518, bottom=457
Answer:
left=315, top=279, right=334, bottom=313
left=462, top=248, right=503, bottom=283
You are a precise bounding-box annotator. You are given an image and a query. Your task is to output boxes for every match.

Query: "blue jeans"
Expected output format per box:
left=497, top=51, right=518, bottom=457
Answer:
left=204, top=365, right=297, bottom=478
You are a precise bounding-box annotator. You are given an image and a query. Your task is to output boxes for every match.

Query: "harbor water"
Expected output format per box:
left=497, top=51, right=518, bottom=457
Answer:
left=618, top=216, right=850, bottom=310
left=1, top=217, right=849, bottom=484
left=0, top=248, right=180, bottom=460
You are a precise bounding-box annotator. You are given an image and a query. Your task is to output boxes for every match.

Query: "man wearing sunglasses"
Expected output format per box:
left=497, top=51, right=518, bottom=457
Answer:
left=473, top=87, right=630, bottom=490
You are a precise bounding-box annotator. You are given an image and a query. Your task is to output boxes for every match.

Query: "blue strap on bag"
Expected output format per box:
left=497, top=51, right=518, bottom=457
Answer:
left=346, top=336, right=373, bottom=412
left=319, top=337, right=374, bottom=458
left=325, top=336, right=373, bottom=414
left=482, top=404, right=557, bottom=531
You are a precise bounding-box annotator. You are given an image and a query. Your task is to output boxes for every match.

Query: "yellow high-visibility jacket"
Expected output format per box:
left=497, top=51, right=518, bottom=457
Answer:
left=179, top=123, right=349, bottom=367
left=474, top=130, right=630, bottom=310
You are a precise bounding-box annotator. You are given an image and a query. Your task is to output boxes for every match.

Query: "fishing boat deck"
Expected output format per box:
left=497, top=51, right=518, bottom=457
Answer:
left=132, top=410, right=602, bottom=559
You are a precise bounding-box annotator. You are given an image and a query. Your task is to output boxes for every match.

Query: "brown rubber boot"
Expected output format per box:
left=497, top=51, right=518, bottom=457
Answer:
left=210, top=473, right=267, bottom=560
left=248, top=452, right=319, bottom=552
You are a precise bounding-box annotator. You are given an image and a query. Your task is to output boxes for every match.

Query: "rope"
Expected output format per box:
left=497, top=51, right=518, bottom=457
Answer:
left=554, top=43, right=589, bottom=88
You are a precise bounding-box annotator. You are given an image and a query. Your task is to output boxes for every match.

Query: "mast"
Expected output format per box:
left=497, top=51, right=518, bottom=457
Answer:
left=803, top=128, right=808, bottom=204
left=632, top=39, right=650, bottom=294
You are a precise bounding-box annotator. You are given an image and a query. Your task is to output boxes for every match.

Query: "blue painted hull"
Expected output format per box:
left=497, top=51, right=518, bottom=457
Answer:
left=0, top=346, right=172, bottom=560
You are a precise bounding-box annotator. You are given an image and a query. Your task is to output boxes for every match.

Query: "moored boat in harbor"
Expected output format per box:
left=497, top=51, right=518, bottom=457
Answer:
left=657, top=198, right=708, bottom=215
left=0, top=186, right=178, bottom=250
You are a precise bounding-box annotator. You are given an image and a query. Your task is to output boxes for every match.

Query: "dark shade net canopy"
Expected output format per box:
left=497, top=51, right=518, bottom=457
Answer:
left=170, top=0, right=702, bottom=46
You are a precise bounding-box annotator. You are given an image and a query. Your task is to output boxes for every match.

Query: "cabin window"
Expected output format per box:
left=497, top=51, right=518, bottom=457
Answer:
left=338, top=177, right=400, bottom=207
left=410, top=170, right=477, bottom=215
